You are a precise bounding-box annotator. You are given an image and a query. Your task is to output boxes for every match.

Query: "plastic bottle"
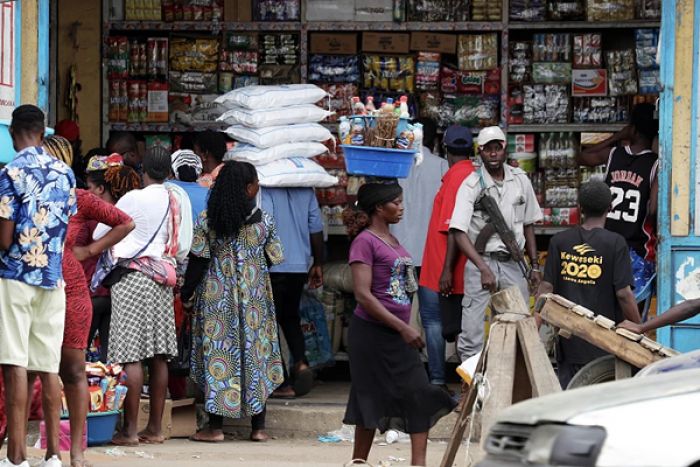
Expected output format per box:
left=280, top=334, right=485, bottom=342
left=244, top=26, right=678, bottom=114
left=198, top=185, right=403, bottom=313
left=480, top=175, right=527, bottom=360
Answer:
left=382, top=98, right=395, bottom=115
left=351, top=96, right=366, bottom=116
left=339, top=116, right=351, bottom=145
left=398, top=95, right=410, bottom=118
left=412, top=122, right=423, bottom=151
left=365, top=96, right=376, bottom=115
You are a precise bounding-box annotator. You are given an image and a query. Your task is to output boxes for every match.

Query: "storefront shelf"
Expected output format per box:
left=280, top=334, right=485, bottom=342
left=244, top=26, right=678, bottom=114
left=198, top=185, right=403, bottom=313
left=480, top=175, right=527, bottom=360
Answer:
left=508, top=123, right=627, bottom=133
left=108, top=122, right=227, bottom=132
left=509, top=20, right=660, bottom=30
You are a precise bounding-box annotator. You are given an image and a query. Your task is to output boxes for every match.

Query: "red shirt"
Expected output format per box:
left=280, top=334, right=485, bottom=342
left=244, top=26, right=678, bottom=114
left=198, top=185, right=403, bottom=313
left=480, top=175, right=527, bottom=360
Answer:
left=419, top=160, right=475, bottom=294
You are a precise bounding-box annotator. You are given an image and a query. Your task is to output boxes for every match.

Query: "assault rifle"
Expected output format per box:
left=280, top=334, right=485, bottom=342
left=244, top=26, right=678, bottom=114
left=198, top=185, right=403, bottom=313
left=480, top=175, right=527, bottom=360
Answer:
left=473, top=192, right=529, bottom=279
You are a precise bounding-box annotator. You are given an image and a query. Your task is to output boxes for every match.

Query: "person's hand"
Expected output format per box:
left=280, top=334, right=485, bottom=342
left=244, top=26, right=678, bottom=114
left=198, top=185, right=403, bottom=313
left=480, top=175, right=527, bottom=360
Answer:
left=617, top=320, right=644, bottom=334
left=400, top=325, right=425, bottom=349
left=72, top=245, right=92, bottom=262
left=308, top=264, right=323, bottom=289
left=480, top=266, right=497, bottom=293
left=439, top=268, right=453, bottom=295
left=529, top=269, right=542, bottom=294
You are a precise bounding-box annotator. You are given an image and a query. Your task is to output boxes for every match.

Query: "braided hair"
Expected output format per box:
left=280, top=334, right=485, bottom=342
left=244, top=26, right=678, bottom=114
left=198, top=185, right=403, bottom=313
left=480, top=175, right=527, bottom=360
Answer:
left=86, top=165, right=141, bottom=201
left=207, top=160, right=257, bottom=239
left=43, top=135, right=74, bottom=166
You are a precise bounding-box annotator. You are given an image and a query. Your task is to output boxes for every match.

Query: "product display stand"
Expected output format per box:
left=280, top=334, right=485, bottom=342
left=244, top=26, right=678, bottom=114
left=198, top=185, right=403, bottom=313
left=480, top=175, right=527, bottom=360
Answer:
left=440, top=286, right=561, bottom=467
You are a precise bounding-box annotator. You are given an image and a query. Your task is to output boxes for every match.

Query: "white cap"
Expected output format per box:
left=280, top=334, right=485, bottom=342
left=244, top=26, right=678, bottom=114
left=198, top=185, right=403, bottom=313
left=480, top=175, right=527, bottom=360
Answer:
left=477, top=126, right=506, bottom=146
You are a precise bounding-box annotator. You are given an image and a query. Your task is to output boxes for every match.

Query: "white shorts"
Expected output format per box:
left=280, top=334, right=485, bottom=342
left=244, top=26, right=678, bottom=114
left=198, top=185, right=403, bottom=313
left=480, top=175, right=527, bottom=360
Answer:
left=0, top=278, right=65, bottom=373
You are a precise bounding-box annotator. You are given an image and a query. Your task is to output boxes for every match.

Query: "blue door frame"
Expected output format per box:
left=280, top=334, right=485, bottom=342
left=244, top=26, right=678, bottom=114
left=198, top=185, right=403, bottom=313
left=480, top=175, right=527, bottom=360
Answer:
left=657, top=0, right=700, bottom=351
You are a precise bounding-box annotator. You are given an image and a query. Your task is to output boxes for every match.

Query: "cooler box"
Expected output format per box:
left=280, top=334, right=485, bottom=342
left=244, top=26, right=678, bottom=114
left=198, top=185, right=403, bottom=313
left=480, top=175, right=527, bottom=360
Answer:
left=341, top=145, right=415, bottom=178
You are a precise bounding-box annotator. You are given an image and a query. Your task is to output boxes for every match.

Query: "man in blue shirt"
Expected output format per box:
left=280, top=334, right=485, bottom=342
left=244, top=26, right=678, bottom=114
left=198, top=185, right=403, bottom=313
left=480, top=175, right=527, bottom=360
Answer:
left=0, top=105, right=77, bottom=467
left=261, top=187, right=324, bottom=397
left=168, top=149, right=209, bottom=221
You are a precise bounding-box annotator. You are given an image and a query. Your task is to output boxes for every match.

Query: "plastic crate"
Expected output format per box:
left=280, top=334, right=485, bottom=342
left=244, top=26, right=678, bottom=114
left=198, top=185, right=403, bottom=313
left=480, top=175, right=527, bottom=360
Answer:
left=87, top=411, right=120, bottom=446
left=341, top=145, right=415, bottom=179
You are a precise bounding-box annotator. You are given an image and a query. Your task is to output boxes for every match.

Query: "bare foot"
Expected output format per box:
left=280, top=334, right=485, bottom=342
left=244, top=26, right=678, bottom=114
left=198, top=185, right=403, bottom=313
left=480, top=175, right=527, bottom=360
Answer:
left=190, top=428, right=225, bottom=443
left=271, top=386, right=296, bottom=399
left=250, top=430, right=269, bottom=442
left=70, top=458, right=93, bottom=467
left=111, top=432, right=139, bottom=446
left=138, top=429, right=165, bottom=444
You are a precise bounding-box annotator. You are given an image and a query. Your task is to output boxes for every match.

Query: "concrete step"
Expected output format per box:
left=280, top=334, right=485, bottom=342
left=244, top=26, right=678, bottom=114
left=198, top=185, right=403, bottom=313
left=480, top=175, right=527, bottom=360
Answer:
left=223, top=382, right=460, bottom=441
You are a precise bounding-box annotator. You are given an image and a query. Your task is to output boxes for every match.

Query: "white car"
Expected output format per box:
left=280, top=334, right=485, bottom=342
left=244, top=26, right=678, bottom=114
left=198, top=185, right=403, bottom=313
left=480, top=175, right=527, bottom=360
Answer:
left=477, top=367, right=700, bottom=467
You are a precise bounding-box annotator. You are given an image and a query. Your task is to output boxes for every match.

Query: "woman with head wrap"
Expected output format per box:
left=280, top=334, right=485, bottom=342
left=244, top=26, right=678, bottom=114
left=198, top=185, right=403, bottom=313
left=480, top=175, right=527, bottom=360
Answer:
left=42, top=135, right=135, bottom=467
left=168, top=149, right=209, bottom=222
left=341, top=180, right=456, bottom=467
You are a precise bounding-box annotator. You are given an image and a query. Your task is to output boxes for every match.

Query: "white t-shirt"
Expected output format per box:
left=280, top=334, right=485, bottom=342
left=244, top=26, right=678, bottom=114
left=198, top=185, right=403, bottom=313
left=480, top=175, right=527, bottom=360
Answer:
left=392, top=147, right=448, bottom=266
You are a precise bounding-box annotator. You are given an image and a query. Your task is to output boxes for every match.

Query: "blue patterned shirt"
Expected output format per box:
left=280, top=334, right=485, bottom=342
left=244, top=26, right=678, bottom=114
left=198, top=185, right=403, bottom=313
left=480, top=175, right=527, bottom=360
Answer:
left=0, top=146, right=77, bottom=289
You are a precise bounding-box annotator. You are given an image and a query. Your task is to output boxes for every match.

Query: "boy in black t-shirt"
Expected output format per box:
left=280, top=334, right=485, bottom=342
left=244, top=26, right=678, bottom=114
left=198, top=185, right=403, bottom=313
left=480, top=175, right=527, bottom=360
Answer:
left=538, top=181, right=640, bottom=388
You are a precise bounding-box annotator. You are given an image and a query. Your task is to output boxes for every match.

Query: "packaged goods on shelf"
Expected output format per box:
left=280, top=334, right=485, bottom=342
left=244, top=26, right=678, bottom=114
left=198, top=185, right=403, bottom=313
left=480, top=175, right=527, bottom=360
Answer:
left=524, top=84, right=569, bottom=124
left=541, top=207, right=580, bottom=226
left=225, top=141, right=329, bottom=165
left=322, top=205, right=349, bottom=226
left=458, top=34, right=499, bottom=71
left=573, top=34, right=602, bottom=68
left=261, top=34, right=299, bottom=65
left=636, top=0, right=660, bottom=19
left=606, top=49, right=638, bottom=96
left=305, top=0, right=355, bottom=21
left=635, top=29, right=659, bottom=70
left=539, top=132, right=578, bottom=169
left=416, top=53, right=441, bottom=91
left=147, top=38, right=169, bottom=80
left=547, top=0, right=584, bottom=20
left=216, top=83, right=328, bottom=109
left=219, top=33, right=258, bottom=75
left=257, top=157, right=338, bottom=188
left=218, top=104, right=333, bottom=127
left=638, top=69, right=661, bottom=95
left=362, top=55, right=416, bottom=93
left=472, top=0, right=502, bottom=21
left=319, top=83, right=360, bottom=122
left=510, top=0, right=546, bottom=21
left=355, top=0, right=395, bottom=22
left=127, top=81, right=148, bottom=123
left=406, top=0, right=453, bottom=22
left=586, top=0, right=634, bottom=21
left=161, top=0, right=223, bottom=21
left=532, top=34, right=571, bottom=63
left=80, top=363, right=128, bottom=414
left=169, top=36, right=219, bottom=73
left=545, top=186, right=579, bottom=207
left=509, top=41, right=532, bottom=84
left=573, top=97, right=628, bottom=123
left=417, top=91, right=442, bottom=122
left=255, top=0, right=300, bottom=20
left=508, top=134, right=536, bottom=153
left=169, top=94, right=232, bottom=125
left=508, top=87, right=525, bottom=125
left=125, top=0, right=162, bottom=20
left=452, top=95, right=500, bottom=127
left=580, top=164, right=607, bottom=182
left=309, top=56, right=361, bottom=83
left=571, top=69, right=607, bottom=96
left=147, top=82, right=169, bottom=122
left=169, top=71, right=218, bottom=94
left=532, top=62, right=572, bottom=85
left=107, top=37, right=130, bottom=79
left=144, top=134, right=172, bottom=153
left=259, top=64, right=301, bottom=85
left=108, top=80, right=129, bottom=122
left=224, top=123, right=333, bottom=147
left=128, top=39, right=148, bottom=78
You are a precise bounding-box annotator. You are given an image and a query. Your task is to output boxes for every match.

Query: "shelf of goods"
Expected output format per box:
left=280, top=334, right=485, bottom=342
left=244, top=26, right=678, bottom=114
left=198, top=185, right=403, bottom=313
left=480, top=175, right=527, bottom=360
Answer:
left=103, top=0, right=662, bottom=237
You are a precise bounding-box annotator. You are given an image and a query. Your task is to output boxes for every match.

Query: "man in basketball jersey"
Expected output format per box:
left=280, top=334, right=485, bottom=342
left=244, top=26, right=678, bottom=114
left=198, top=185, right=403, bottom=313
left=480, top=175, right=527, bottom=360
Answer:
left=577, top=103, right=659, bottom=306
left=538, top=182, right=640, bottom=388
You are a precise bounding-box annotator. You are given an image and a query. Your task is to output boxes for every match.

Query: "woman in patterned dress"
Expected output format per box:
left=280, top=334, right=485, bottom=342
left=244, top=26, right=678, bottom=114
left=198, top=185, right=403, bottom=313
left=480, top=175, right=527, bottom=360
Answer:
left=181, top=161, right=284, bottom=443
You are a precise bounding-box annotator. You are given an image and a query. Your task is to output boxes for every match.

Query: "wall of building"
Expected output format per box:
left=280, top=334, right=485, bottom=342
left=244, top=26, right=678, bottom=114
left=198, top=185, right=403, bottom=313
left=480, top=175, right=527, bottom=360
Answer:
left=55, top=0, right=102, bottom=150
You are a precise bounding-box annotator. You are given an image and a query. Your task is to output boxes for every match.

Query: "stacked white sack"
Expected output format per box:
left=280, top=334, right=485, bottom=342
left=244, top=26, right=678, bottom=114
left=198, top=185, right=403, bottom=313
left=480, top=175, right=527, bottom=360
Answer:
left=215, top=84, right=337, bottom=188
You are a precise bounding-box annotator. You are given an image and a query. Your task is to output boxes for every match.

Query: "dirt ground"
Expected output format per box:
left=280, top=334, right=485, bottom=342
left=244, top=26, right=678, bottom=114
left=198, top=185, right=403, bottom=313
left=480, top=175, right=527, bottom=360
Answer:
left=0, top=437, right=479, bottom=467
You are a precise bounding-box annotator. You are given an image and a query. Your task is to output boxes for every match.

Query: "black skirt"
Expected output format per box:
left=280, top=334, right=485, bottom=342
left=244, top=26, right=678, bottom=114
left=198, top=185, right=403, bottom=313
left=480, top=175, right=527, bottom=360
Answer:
left=343, top=315, right=456, bottom=434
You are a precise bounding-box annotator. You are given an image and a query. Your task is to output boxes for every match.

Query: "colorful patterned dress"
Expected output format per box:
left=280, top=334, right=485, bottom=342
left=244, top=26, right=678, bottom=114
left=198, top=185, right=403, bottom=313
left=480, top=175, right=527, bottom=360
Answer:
left=190, top=208, right=285, bottom=419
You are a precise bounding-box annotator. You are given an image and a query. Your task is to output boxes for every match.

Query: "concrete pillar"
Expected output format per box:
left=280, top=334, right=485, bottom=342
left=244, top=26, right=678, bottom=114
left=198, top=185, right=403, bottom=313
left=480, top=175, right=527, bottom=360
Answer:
left=20, top=0, right=39, bottom=105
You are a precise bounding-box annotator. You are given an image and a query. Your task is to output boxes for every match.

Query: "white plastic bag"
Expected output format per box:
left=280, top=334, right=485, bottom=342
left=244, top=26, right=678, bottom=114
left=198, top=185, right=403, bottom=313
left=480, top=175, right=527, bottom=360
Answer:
left=217, top=105, right=333, bottom=128
left=215, top=84, right=328, bottom=110
left=224, top=142, right=328, bottom=166
left=223, top=123, right=332, bottom=148
left=256, top=157, right=338, bottom=188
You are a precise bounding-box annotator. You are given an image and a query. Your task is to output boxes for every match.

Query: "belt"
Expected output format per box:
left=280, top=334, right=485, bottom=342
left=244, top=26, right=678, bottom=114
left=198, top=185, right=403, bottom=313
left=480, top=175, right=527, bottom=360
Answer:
left=484, top=251, right=512, bottom=262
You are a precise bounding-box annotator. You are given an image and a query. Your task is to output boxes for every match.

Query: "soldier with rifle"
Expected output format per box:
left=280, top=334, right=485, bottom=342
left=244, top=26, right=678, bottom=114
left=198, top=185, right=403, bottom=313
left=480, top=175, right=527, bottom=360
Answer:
left=449, top=126, right=542, bottom=362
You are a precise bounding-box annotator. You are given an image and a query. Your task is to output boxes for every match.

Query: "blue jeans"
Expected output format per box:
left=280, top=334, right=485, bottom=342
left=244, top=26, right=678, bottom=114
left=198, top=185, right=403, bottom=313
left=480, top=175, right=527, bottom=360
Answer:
left=418, top=286, right=445, bottom=385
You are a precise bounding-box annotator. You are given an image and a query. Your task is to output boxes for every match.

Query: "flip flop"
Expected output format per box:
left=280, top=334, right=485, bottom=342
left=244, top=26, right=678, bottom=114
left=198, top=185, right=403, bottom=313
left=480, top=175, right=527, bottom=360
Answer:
left=292, top=367, right=314, bottom=397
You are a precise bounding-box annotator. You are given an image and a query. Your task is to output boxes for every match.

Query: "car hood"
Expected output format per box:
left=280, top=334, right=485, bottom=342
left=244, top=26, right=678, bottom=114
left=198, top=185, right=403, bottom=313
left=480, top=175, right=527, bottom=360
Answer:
left=496, top=368, right=700, bottom=425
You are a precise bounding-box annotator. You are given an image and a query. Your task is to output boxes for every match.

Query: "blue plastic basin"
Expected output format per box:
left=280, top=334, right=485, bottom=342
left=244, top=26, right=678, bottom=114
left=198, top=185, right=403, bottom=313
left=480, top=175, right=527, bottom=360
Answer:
left=341, top=145, right=415, bottom=179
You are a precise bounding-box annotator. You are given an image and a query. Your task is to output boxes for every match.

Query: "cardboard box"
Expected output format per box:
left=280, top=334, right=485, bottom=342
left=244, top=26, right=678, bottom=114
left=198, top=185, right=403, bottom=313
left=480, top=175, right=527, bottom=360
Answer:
left=572, top=69, right=608, bottom=96
left=224, top=0, right=252, bottom=22
left=137, top=398, right=172, bottom=439
left=306, top=0, right=355, bottom=21
left=355, top=0, right=393, bottom=21
left=410, top=32, right=457, bottom=54
left=362, top=33, right=410, bottom=54
left=310, top=33, right=358, bottom=55
left=170, top=398, right=197, bottom=439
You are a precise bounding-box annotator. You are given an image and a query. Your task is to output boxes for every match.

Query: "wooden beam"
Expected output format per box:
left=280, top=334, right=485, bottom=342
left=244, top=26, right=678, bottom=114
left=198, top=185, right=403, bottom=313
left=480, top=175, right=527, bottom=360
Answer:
left=517, top=318, right=562, bottom=397
left=539, top=299, right=663, bottom=368
left=491, top=286, right=530, bottom=316
left=480, top=322, right=518, bottom=441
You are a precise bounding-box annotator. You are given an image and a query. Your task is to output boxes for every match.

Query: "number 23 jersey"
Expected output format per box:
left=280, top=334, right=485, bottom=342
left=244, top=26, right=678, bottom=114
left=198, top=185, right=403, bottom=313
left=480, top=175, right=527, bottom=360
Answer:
left=604, top=146, right=658, bottom=260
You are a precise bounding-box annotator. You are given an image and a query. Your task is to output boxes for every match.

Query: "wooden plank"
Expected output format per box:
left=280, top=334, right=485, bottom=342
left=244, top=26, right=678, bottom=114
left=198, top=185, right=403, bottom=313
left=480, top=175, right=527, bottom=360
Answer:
left=490, top=286, right=530, bottom=316
left=615, top=358, right=633, bottom=379
left=517, top=318, right=562, bottom=397
left=480, top=322, right=518, bottom=441
left=439, top=351, right=487, bottom=467
left=539, top=298, right=662, bottom=368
